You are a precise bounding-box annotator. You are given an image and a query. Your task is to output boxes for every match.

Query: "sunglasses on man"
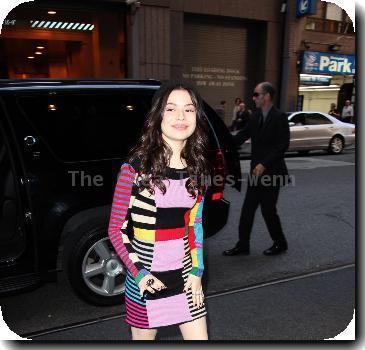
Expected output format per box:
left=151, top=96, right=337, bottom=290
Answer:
left=253, top=92, right=266, bottom=97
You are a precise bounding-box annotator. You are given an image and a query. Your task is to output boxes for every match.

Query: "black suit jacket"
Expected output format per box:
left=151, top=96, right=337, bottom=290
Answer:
left=234, top=106, right=290, bottom=178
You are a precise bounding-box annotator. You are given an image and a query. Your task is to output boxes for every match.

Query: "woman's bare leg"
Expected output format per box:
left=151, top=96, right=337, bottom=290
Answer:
left=179, top=316, right=208, bottom=340
left=131, top=326, right=158, bottom=340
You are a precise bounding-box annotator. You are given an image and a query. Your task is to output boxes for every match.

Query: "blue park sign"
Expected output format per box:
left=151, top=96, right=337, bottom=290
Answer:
left=296, top=0, right=317, bottom=17
left=300, top=51, right=356, bottom=75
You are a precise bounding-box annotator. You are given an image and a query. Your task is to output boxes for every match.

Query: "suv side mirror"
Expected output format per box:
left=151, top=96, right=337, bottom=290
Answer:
left=289, top=122, right=295, bottom=127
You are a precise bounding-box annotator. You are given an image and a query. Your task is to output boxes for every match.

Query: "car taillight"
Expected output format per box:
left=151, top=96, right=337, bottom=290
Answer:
left=210, top=149, right=225, bottom=201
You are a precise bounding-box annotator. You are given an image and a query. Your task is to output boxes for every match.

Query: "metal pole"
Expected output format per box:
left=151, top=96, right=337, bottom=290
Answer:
left=279, top=0, right=290, bottom=111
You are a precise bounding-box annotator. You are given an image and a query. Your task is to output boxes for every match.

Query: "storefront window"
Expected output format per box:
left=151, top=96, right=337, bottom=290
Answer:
left=0, top=2, right=126, bottom=79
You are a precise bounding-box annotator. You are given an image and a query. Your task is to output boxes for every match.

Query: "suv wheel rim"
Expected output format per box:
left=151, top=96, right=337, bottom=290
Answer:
left=82, top=237, right=126, bottom=297
left=331, top=137, right=343, bottom=153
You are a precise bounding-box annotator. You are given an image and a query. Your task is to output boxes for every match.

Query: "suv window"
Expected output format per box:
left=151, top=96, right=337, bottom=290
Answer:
left=202, top=102, right=227, bottom=149
left=17, top=90, right=154, bottom=161
left=305, top=113, right=332, bottom=125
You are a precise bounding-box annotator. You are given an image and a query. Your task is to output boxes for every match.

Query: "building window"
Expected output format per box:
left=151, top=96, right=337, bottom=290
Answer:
left=305, top=3, right=354, bottom=35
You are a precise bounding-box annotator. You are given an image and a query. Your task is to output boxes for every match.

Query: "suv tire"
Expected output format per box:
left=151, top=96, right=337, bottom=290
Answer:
left=63, top=223, right=127, bottom=306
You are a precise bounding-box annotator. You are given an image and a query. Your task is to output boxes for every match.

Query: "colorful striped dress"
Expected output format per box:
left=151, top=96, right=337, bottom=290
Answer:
left=108, top=160, right=207, bottom=329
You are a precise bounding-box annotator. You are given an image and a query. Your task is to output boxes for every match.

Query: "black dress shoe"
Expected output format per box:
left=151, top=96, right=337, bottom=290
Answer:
left=222, top=246, right=250, bottom=256
left=263, top=242, right=288, bottom=256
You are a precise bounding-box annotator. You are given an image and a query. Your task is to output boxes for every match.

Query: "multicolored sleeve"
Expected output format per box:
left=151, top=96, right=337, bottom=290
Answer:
left=108, top=162, right=150, bottom=285
left=187, top=192, right=206, bottom=277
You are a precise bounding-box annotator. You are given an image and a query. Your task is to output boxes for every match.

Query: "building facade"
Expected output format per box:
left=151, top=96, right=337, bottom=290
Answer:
left=127, top=0, right=286, bottom=125
left=0, top=0, right=355, bottom=123
left=282, top=0, right=355, bottom=115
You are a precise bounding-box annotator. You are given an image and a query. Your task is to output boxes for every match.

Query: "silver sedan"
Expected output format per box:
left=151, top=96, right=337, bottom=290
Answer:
left=233, top=111, right=355, bottom=155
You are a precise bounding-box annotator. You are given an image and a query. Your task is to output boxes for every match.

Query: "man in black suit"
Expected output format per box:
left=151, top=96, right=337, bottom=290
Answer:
left=223, top=82, right=290, bottom=256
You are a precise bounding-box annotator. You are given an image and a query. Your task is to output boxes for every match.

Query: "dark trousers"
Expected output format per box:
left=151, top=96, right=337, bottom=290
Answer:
left=342, top=116, right=353, bottom=124
left=238, top=180, right=286, bottom=247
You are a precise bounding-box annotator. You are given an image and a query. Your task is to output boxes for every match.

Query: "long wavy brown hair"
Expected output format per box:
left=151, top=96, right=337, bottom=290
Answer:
left=128, top=80, right=211, bottom=198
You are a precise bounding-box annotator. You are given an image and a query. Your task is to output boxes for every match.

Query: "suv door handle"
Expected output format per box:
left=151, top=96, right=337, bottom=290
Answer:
left=20, top=176, right=31, bottom=185
left=24, top=135, right=37, bottom=147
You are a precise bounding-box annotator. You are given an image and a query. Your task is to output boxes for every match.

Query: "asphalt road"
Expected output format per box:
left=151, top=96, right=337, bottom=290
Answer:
left=0, top=149, right=355, bottom=340
left=33, top=266, right=355, bottom=341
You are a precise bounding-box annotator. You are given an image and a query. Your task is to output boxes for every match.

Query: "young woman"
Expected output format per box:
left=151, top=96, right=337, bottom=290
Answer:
left=108, top=81, right=211, bottom=340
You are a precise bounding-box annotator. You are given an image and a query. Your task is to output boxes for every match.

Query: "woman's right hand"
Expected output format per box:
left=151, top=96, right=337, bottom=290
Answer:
left=138, top=274, right=167, bottom=297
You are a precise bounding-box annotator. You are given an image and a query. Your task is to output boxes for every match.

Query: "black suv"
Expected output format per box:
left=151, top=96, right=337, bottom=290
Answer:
left=0, top=79, right=241, bottom=305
